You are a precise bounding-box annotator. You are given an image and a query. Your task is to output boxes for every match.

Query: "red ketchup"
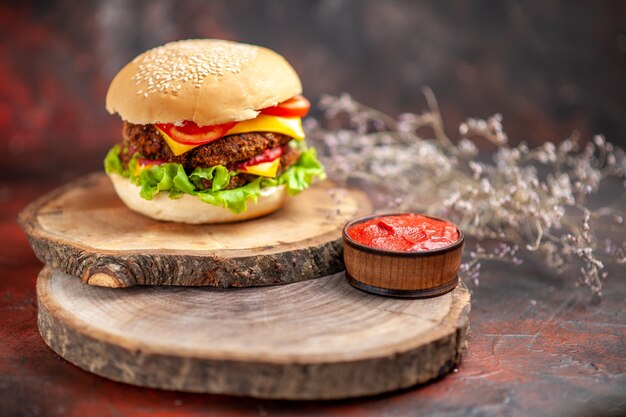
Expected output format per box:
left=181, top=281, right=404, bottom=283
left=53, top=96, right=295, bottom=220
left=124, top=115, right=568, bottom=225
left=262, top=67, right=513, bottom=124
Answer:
left=347, top=214, right=460, bottom=252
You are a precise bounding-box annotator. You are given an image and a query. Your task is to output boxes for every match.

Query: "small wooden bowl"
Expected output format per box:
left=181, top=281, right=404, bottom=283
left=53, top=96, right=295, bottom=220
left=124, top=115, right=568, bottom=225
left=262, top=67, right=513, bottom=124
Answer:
left=342, top=213, right=464, bottom=298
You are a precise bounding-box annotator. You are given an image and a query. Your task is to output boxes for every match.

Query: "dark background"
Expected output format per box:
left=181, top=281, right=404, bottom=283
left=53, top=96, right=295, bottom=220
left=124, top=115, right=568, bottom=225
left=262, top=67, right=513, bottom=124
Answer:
left=1, top=0, right=625, bottom=182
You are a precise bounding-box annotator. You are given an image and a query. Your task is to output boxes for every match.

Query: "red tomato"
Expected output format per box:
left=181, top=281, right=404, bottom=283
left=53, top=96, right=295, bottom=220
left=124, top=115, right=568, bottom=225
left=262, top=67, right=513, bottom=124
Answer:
left=136, top=158, right=166, bottom=167
left=261, top=95, right=310, bottom=118
left=134, top=158, right=166, bottom=176
left=156, top=120, right=236, bottom=145
left=236, top=146, right=285, bottom=170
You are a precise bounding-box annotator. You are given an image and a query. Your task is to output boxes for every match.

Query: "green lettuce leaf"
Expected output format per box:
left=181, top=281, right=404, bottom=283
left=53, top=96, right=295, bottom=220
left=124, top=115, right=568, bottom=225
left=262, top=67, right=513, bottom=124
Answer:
left=189, top=165, right=233, bottom=191
left=197, top=177, right=263, bottom=213
left=103, top=145, right=325, bottom=214
left=274, top=147, right=326, bottom=195
left=104, top=145, right=126, bottom=176
left=137, top=163, right=196, bottom=200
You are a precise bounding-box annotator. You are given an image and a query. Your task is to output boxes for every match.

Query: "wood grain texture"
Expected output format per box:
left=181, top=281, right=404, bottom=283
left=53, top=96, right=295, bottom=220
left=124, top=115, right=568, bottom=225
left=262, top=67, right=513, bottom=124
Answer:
left=37, top=266, right=471, bottom=400
left=19, top=173, right=370, bottom=288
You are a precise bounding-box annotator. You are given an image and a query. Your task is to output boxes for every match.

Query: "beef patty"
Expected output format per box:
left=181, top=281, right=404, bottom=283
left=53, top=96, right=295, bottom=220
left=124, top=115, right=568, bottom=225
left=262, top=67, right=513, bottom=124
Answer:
left=119, top=122, right=301, bottom=190
left=120, top=122, right=294, bottom=169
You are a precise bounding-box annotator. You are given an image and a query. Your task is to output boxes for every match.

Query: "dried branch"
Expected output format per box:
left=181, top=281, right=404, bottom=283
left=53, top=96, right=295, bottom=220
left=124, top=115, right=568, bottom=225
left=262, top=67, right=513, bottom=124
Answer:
left=308, top=92, right=626, bottom=297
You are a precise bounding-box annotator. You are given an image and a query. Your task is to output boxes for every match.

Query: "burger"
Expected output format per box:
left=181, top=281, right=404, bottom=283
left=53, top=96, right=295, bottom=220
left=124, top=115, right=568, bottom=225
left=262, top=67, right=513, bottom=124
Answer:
left=104, top=39, right=325, bottom=223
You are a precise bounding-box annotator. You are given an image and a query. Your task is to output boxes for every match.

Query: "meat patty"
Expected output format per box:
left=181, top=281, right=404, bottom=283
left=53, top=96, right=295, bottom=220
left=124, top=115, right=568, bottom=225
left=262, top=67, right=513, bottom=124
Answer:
left=198, top=146, right=301, bottom=190
left=119, top=122, right=302, bottom=190
left=120, top=122, right=292, bottom=170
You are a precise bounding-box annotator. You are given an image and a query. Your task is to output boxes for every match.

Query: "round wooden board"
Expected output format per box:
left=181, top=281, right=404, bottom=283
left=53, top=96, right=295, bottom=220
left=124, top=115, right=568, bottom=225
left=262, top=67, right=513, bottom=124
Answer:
left=20, top=173, right=370, bottom=288
left=37, top=267, right=471, bottom=400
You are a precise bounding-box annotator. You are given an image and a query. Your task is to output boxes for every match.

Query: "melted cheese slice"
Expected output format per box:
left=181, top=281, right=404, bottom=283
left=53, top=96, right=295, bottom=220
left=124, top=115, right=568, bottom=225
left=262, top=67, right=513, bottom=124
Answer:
left=159, top=115, right=304, bottom=156
left=133, top=160, right=161, bottom=176
left=227, top=115, right=304, bottom=141
left=242, top=158, right=280, bottom=177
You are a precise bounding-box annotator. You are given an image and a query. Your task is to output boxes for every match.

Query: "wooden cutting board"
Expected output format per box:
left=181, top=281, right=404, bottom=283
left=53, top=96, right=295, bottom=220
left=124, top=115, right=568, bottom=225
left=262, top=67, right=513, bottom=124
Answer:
left=37, top=267, right=471, bottom=400
left=20, top=173, right=370, bottom=288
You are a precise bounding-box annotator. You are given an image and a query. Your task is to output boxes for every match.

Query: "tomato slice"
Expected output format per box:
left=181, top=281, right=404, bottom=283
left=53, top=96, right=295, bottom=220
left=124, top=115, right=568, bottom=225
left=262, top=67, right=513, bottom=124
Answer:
left=261, top=95, right=310, bottom=118
left=156, top=120, right=236, bottom=145
left=137, top=158, right=166, bottom=166
left=134, top=158, right=165, bottom=176
left=236, top=146, right=285, bottom=170
left=155, top=95, right=309, bottom=146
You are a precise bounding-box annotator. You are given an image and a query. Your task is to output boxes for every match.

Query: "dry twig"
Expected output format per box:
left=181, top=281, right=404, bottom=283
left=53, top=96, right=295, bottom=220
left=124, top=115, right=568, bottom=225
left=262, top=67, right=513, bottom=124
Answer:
left=308, top=91, right=625, bottom=296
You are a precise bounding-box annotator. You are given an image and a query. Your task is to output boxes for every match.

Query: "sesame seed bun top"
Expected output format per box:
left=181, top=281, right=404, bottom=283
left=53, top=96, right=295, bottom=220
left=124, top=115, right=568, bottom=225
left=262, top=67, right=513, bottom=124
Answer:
left=105, top=39, right=302, bottom=126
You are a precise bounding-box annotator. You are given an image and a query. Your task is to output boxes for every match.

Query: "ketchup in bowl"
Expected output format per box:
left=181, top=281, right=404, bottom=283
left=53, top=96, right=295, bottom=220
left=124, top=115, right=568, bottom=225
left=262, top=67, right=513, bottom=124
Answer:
left=346, top=214, right=460, bottom=252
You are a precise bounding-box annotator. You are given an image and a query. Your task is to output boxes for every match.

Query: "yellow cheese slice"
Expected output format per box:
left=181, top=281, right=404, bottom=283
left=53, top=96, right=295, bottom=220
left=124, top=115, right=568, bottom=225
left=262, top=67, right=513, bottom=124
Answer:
left=133, top=163, right=144, bottom=177
left=226, top=115, right=305, bottom=141
left=157, top=115, right=304, bottom=157
left=133, top=160, right=160, bottom=176
left=156, top=126, right=199, bottom=156
left=242, top=158, right=280, bottom=177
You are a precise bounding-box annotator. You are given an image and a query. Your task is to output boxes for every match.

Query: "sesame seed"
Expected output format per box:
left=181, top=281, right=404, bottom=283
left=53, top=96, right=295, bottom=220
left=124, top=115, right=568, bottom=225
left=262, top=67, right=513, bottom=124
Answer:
left=130, top=39, right=258, bottom=96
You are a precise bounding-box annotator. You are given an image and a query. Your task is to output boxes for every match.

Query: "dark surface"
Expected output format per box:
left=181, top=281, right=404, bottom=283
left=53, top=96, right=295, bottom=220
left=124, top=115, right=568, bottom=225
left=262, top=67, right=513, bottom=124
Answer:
left=2, top=181, right=625, bottom=416
left=1, top=1, right=625, bottom=416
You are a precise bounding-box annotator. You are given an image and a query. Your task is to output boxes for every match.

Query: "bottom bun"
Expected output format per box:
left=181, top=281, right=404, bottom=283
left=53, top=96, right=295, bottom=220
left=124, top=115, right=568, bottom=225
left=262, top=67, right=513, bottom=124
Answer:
left=107, top=172, right=287, bottom=224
